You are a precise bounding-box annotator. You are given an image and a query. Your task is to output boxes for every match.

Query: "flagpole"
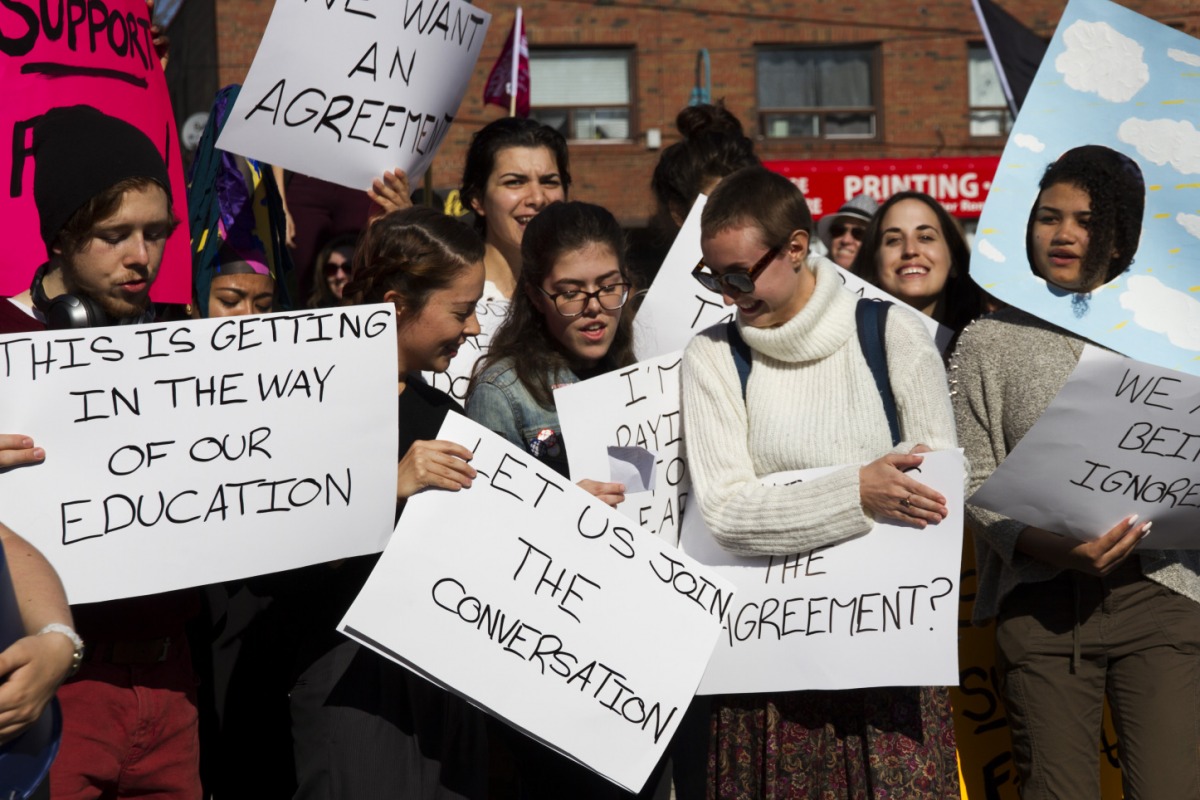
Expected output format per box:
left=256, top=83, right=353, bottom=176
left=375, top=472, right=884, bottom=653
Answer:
left=509, top=7, right=522, bottom=117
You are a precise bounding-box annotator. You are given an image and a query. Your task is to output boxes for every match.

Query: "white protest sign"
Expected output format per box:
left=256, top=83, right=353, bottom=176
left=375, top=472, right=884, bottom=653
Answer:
left=556, top=352, right=688, bottom=546
left=422, top=297, right=508, bottom=402
left=634, top=196, right=952, bottom=360
left=682, top=450, right=964, bottom=694
left=217, top=0, right=491, bottom=190
left=970, top=347, right=1200, bottom=549
left=339, top=414, right=729, bottom=793
left=0, top=306, right=399, bottom=604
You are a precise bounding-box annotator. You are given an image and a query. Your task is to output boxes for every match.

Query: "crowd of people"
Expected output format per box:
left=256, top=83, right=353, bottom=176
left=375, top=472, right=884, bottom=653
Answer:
left=0, top=79, right=1196, bottom=800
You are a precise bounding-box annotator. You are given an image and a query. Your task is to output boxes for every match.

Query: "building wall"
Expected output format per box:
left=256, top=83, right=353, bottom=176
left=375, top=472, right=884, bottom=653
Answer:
left=213, top=0, right=1194, bottom=226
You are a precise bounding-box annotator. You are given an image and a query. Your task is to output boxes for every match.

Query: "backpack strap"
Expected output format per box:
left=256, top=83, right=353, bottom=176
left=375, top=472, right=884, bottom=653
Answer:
left=727, top=321, right=753, bottom=401
left=856, top=299, right=901, bottom=446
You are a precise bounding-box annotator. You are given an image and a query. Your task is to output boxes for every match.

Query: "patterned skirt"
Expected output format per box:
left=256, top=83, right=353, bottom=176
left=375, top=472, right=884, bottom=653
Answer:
left=708, top=687, right=958, bottom=800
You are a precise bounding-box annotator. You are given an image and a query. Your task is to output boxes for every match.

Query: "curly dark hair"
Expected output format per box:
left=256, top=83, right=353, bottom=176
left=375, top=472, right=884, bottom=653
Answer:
left=651, top=102, right=759, bottom=227
left=1026, top=145, right=1145, bottom=290
left=343, top=207, right=483, bottom=315
left=459, top=117, right=572, bottom=236
left=470, top=202, right=636, bottom=408
left=850, top=191, right=983, bottom=337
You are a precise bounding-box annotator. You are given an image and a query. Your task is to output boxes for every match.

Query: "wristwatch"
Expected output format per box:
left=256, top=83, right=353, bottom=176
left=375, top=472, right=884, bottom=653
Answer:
left=37, top=623, right=85, bottom=677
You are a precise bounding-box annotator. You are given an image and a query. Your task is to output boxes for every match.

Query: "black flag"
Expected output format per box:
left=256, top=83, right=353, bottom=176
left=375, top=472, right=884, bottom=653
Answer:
left=972, top=0, right=1048, bottom=114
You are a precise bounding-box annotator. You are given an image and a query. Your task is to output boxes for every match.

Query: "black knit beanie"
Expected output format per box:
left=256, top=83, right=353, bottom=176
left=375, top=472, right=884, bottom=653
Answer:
left=33, top=105, right=171, bottom=247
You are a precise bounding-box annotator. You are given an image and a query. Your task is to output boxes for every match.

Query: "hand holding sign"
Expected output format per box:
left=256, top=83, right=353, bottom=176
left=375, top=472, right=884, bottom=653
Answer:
left=859, top=451, right=949, bottom=527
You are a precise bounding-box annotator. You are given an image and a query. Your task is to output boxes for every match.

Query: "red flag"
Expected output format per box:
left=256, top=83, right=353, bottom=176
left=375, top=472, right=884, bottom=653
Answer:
left=482, top=8, right=530, bottom=117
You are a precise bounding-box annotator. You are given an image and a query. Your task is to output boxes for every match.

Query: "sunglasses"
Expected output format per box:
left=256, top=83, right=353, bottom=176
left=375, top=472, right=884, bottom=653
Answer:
left=830, top=223, right=865, bottom=242
left=692, top=246, right=781, bottom=295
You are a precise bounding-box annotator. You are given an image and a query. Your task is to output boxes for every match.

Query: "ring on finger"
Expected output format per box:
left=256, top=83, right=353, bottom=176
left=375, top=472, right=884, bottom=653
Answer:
left=900, top=494, right=913, bottom=508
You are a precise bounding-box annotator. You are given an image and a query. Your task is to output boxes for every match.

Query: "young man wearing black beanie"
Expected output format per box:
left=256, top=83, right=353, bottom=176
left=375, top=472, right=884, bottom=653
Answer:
left=0, top=104, right=202, bottom=800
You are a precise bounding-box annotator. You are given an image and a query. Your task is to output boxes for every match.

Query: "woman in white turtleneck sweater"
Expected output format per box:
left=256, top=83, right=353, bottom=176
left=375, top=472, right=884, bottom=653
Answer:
left=681, top=167, right=960, bottom=798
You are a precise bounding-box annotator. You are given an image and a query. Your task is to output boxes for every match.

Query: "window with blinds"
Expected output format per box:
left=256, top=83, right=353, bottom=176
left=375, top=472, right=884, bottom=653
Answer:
left=531, top=49, right=633, bottom=141
left=968, top=45, right=1013, bottom=137
left=756, top=47, right=878, bottom=140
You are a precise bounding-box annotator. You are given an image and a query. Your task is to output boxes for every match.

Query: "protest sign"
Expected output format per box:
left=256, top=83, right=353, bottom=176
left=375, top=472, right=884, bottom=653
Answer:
left=0, top=0, right=190, bottom=302
left=556, top=352, right=688, bottom=547
left=0, top=306, right=399, bottom=603
left=422, top=297, right=508, bottom=402
left=634, top=197, right=951, bottom=361
left=970, top=0, right=1200, bottom=376
left=970, top=346, right=1200, bottom=549
left=339, top=414, right=730, bottom=793
left=680, top=450, right=964, bottom=694
left=217, top=0, right=491, bottom=190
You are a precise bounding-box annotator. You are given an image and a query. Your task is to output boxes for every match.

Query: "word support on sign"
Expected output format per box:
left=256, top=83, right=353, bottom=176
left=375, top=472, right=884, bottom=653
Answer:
left=339, top=414, right=729, bottom=793
left=556, top=352, right=689, bottom=546
left=1, top=0, right=192, bottom=302
left=681, top=450, right=965, bottom=694
left=971, top=346, right=1200, bottom=549
left=0, top=306, right=400, bottom=604
left=218, top=0, right=490, bottom=191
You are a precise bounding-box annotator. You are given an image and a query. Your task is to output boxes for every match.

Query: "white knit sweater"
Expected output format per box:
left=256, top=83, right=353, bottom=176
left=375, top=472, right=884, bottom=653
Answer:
left=681, top=258, right=958, bottom=556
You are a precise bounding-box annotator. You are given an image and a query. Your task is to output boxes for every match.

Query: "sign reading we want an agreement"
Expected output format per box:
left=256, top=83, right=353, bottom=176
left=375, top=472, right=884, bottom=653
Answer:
left=0, top=306, right=399, bottom=604
left=340, top=414, right=731, bottom=793
left=218, top=0, right=491, bottom=190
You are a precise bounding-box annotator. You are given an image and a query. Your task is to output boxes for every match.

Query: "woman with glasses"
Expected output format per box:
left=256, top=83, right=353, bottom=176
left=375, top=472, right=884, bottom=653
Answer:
left=465, top=201, right=646, bottom=800
left=682, top=167, right=960, bottom=797
left=467, top=201, right=633, bottom=500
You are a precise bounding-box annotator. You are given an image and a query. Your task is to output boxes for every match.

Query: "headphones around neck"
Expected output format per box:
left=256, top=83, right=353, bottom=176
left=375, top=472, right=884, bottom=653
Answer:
left=30, top=264, right=153, bottom=329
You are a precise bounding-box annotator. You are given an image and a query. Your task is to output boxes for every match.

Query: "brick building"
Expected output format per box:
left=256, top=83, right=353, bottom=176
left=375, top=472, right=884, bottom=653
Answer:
left=190, top=0, right=1192, bottom=229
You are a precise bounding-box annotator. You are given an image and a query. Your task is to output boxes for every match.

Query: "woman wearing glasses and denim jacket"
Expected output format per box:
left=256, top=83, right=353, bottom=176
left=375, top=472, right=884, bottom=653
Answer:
left=682, top=167, right=960, bottom=797
left=465, top=201, right=656, bottom=800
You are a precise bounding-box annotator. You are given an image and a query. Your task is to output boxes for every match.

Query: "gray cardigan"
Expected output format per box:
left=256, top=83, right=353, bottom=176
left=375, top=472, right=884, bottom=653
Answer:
left=950, top=307, right=1200, bottom=624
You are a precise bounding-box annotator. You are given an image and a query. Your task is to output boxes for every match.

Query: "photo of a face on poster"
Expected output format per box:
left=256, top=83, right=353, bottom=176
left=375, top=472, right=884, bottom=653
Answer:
left=971, top=0, right=1200, bottom=375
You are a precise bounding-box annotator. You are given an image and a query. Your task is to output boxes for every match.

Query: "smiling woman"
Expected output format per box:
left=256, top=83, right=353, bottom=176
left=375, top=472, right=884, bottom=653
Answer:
left=850, top=190, right=982, bottom=342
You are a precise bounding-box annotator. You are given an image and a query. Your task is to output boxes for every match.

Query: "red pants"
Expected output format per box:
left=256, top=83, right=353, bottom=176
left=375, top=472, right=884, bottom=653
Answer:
left=49, top=637, right=200, bottom=800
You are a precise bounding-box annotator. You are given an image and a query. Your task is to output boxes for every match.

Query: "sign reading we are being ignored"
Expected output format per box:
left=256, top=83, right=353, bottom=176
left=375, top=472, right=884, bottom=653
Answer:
left=218, top=0, right=491, bottom=190
left=0, top=306, right=399, bottom=604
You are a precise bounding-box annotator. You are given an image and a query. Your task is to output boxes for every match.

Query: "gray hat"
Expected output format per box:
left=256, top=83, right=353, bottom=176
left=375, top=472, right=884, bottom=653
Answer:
left=817, top=194, right=879, bottom=245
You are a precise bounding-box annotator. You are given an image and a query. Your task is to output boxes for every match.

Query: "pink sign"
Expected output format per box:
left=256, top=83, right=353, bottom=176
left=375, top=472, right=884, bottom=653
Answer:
left=1, top=0, right=190, bottom=303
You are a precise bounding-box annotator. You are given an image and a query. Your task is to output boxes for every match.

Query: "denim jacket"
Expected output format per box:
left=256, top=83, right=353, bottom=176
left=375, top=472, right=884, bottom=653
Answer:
left=465, top=358, right=578, bottom=478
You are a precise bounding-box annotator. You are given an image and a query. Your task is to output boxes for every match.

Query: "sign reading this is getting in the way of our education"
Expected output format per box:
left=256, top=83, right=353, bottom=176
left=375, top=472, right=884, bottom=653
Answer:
left=0, top=306, right=399, bottom=604
left=0, top=0, right=191, bottom=303
left=218, top=0, right=491, bottom=190
left=971, top=346, right=1200, bottom=549
left=340, top=414, right=730, bottom=793
left=681, top=450, right=965, bottom=694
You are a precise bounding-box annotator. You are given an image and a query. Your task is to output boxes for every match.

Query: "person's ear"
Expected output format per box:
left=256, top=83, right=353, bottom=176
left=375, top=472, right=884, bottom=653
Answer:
left=787, top=229, right=810, bottom=267
left=468, top=192, right=485, bottom=219
left=383, top=289, right=405, bottom=319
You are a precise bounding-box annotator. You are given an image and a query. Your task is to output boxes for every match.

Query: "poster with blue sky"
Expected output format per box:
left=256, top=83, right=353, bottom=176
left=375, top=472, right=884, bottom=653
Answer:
left=972, top=0, right=1200, bottom=375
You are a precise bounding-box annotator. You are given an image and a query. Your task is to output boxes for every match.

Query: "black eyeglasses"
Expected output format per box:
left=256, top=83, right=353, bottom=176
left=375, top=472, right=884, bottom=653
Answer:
left=830, top=223, right=865, bottom=242
left=692, top=246, right=781, bottom=295
left=538, top=282, right=631, bottom=317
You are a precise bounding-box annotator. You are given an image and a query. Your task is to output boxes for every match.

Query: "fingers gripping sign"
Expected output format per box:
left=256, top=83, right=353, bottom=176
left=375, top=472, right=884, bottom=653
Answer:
left=397, top=438, right=476, bottom=501
left=859, top=452, right=949, bottom=528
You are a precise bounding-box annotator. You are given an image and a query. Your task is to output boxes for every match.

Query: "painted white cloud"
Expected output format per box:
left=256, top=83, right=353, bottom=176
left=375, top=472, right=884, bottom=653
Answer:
left=977, top=239, right=1006, bottom=263
left=1168, top=48, right=1200, bottom=67
left=1013, top=133, right=1045, bottom=153
left=1055, top=20, right=1149, bottom=102
left=1119, top=275, right=1200, bottom=351
left=1178, top=213, right=1200, bottom=239
left=1117, top=118, right=1200, bottom=174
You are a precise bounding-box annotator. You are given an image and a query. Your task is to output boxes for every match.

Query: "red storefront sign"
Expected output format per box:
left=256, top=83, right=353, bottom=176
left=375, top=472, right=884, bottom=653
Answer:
left=764, top=156, right=1001, bottom=219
